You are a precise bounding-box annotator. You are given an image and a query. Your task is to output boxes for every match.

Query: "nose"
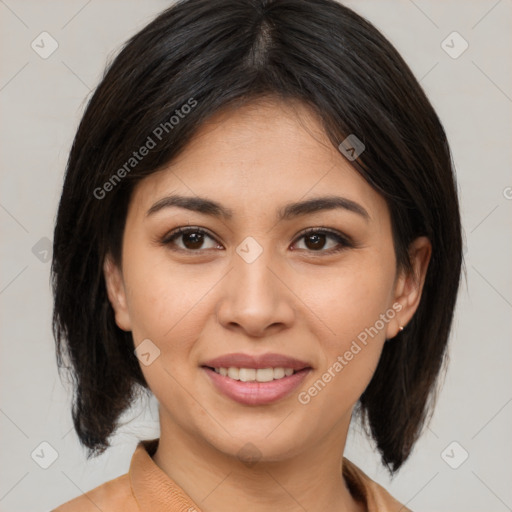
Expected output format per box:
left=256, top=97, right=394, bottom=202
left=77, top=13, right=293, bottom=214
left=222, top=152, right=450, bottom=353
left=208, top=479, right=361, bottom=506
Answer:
left=216, top=243, right=295, bottom=338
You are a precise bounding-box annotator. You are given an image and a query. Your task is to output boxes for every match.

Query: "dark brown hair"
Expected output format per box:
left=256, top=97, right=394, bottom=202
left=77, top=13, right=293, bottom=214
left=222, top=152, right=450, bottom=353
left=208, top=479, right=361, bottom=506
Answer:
left=52, top=0, right=463, bottom=474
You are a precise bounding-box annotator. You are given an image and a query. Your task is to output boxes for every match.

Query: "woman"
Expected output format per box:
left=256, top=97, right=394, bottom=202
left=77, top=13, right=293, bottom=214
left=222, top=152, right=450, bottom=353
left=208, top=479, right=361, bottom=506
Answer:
left=51, top=0, right=463, bottom=510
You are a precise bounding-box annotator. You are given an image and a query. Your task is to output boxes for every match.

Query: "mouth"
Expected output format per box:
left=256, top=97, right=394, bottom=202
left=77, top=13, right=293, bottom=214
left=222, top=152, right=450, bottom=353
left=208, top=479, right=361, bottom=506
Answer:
left=204, top=366, right=303, bottom=382
left=200, top=360, right=312, bottom=406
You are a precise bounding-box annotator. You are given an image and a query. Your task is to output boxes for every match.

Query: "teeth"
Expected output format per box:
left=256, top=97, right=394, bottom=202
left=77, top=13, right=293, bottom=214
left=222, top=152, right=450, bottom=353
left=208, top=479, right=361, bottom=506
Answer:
left=239, top=368, right=256, bottom=382
left=213, top=367, right=297, bottom=382
left=227, top=367, right=239, bottom=380
left=274, top=367, right=285, bottom=379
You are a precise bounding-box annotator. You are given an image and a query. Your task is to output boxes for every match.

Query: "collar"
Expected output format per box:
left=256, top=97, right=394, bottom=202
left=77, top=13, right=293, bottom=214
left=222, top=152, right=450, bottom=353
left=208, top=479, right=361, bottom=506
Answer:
left=128, top=438, right=404, bottom=511
left=129, top=438, right=201, bottom=511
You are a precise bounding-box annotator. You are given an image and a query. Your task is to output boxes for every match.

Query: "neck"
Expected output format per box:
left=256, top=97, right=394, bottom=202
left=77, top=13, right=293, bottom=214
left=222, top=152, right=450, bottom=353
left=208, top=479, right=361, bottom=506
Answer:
left=152, top=411, right=365, bottom=512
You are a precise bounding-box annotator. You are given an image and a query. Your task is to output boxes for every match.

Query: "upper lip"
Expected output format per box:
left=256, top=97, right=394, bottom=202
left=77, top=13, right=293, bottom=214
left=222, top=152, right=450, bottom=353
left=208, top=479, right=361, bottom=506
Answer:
left=201, top=352, right=312, bottom=370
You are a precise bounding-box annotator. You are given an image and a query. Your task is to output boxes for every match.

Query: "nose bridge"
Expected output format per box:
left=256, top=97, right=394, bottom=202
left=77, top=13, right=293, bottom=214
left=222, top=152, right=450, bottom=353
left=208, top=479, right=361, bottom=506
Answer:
left=233, top=237, right=279, bottom=309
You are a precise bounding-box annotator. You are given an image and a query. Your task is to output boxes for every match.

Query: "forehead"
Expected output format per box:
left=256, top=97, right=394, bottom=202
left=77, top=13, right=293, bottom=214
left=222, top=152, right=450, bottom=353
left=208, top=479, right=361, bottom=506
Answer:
left=128, top=98, right=388, bottom=224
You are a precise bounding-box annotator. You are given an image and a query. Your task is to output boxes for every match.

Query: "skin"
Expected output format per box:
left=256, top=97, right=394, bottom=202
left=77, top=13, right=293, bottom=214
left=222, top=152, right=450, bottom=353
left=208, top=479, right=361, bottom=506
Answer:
left=104, top=97, right=431, bottom=512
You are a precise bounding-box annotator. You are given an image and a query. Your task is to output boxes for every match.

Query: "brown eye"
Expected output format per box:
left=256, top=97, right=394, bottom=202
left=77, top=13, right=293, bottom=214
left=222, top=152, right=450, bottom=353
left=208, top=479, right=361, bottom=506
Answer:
left=163, top=227, right=221, bottom=252
left=162, top=226, right=352, bottom=255
left=181, top=231, right=206, bottom=250
left=304, top=232, right=327, bottom=250
left=293, top=228, right=352, bottom=254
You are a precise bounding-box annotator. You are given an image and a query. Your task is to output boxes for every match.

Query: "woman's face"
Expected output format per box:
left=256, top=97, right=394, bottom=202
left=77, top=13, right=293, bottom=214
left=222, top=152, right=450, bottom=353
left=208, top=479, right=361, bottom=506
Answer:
left=105, top=98, right=428, bottom=463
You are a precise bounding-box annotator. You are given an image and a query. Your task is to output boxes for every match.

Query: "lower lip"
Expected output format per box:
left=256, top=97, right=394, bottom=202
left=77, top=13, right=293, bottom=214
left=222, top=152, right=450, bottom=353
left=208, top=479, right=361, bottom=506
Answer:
left=202, top=367, right=311, bottom=406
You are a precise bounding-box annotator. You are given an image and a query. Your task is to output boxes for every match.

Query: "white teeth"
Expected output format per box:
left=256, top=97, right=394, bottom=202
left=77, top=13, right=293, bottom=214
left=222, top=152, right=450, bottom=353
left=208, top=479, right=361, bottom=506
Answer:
left=213, top=366, right=297, bottom=382
left=227, top=367, right=239, bottom=380
left=239, top=368, right=256, bottom=382
left=255, top=368, right=274, bottom=382
left=273, top=367, right=285, bottom=379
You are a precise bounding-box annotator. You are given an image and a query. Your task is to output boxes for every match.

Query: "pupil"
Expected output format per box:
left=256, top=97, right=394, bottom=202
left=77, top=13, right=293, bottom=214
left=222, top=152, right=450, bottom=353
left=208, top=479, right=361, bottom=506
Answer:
left=306, top=233, right=325, bottom=250
left=184, top=232, right=203, bottom=249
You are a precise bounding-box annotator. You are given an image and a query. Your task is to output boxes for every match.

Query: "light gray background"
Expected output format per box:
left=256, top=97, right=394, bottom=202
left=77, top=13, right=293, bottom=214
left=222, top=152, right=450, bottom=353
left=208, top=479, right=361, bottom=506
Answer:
left=1, top=1, right=511, bottom=511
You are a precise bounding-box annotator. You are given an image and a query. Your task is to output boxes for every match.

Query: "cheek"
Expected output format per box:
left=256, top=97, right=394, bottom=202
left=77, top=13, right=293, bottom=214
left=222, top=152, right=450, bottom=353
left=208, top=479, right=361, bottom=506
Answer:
left=122, top=249, right=218, bottom=351
left=297, top=258, right=395, bottom=407
left=308, top=257, right=395, bottom=346
left=121, top=254, right=213, bottom=412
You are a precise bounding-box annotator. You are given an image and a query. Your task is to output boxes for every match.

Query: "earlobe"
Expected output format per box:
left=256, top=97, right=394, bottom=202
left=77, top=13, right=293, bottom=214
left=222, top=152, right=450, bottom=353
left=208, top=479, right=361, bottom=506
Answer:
left=387, top=236, right=432, bottom=339
left=103, top=254, right=132, bottom=331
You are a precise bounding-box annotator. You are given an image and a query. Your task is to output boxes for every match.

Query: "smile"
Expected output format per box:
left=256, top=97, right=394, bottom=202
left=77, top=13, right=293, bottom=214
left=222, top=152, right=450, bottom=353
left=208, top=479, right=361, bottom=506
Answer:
left=202, top=366, right=311, bottom=406
left=212, top=367, right=295, bottom=382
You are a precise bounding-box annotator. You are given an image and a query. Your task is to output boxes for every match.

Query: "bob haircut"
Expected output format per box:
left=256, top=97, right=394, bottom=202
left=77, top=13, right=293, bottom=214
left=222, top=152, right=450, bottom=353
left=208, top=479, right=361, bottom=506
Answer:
left=52, top=0, right=463, bottom=474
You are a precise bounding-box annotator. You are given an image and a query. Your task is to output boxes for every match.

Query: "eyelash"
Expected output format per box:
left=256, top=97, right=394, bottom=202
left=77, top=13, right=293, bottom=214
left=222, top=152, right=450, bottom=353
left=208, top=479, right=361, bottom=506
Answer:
left=160, top=226, right=354, bottom=256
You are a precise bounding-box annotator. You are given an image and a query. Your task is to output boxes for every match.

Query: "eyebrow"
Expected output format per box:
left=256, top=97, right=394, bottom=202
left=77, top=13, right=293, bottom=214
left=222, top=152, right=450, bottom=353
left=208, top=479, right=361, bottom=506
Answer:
left=146, top=194, right=370, bottom=222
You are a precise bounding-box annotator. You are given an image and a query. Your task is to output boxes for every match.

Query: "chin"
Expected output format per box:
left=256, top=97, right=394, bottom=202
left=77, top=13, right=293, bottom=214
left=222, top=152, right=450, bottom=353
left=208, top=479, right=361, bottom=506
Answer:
left=199, top=422, right=309, bottom=465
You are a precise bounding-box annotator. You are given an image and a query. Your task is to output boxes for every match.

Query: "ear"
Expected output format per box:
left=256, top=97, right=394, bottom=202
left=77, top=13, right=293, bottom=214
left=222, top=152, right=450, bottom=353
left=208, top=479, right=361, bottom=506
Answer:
left=386, top=236, right=432, bottom=339
left=103, top=253, right=132, bottom=331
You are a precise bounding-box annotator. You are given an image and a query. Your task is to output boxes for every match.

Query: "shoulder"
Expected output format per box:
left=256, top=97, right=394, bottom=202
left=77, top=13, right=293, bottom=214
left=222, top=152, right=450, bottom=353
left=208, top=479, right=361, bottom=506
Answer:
left=51, top=473, right=137, bottom=512
left=343, top=458, right=412, bottom=512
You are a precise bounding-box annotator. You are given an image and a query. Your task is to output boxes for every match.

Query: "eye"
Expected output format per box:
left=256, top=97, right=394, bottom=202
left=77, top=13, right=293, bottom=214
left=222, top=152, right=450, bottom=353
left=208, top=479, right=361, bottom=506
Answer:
left=162, top=226, right=222, bottom=252
left=161, top=226, right=353, bottom=255
left=292, top=228, right=353, bottom=254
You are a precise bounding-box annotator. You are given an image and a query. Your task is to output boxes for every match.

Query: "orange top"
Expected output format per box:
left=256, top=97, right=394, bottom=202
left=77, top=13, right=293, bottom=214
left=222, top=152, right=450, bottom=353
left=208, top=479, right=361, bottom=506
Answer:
left=52, top=438, right=411, bottom=512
